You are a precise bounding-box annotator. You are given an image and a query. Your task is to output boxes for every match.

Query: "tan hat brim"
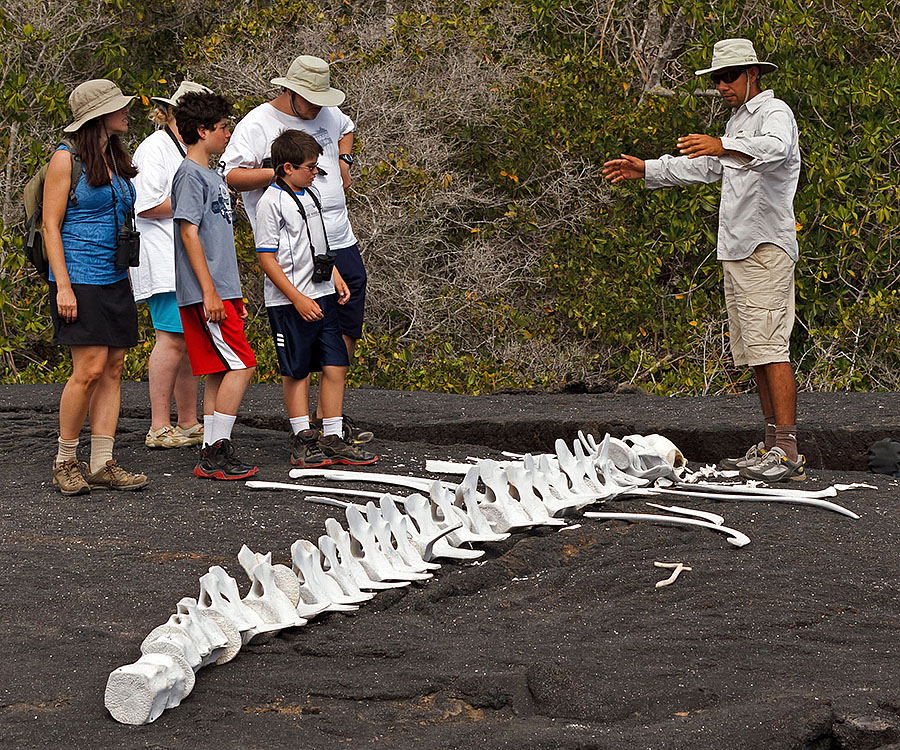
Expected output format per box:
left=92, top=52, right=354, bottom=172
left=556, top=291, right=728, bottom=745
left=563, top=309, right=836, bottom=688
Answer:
left=149, top=96, right=175, bottom=107
left=270, top=77, right=345, bottom=107
left=63, top=93, right=135, bottom=132
left=695, top=61, right=778, bottom=76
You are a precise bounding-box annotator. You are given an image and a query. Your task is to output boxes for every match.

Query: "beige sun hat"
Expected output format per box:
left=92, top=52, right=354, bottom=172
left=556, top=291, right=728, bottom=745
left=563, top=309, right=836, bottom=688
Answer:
left=694, top=38, right=778, bottom=76
left=271, top=55, right=345, bottom=107
left=151, top=80, right=212, bottom=107
left=64, top=79, right=135, bottom=133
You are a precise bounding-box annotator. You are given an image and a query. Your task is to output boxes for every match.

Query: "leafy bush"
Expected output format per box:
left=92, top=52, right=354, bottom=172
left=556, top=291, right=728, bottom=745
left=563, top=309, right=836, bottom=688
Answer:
left=1, top=0, right=897, bottom=394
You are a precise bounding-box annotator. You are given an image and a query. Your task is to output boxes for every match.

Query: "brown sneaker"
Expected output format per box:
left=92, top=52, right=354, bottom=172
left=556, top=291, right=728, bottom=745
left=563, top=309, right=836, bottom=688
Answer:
left=52, top=459, right=90, bottom=496
left=85, top=459, right=148, bottom=491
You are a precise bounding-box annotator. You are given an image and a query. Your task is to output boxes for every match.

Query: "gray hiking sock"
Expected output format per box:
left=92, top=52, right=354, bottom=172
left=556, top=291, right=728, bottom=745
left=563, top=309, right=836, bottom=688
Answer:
left=774, top=425, right=798, bottom=461
left=764, top=414, right=776, bottom=450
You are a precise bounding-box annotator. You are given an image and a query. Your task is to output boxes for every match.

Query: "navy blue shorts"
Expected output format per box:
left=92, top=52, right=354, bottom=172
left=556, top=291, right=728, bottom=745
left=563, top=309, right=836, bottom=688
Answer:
left=267, top=294, right=350, bottom=380
left=334, top=243, right=366, bottom=340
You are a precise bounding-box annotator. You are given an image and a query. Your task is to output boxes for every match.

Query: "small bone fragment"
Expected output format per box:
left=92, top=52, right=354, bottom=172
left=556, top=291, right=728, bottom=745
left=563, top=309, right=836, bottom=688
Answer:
left=654, top=562, right=692, bottom=588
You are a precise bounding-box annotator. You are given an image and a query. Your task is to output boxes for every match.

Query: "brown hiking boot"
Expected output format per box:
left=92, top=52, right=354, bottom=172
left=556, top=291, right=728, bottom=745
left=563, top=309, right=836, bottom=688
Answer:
left=52, top=459, right=90, bottom=496
left=85, top=460, right=148, bottom=491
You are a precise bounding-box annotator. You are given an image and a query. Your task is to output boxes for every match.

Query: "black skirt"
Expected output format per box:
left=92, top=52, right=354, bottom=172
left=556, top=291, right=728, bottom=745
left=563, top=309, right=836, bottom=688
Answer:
left=49, top=278, right=139, bottom=348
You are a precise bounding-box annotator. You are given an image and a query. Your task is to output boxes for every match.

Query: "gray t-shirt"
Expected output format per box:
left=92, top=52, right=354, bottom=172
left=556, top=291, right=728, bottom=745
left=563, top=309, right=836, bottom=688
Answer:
left=171, top=159, right=243, bottom=307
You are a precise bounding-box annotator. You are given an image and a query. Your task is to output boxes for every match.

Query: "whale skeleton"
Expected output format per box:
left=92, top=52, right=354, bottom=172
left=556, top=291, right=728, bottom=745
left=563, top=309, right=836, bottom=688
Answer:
left=107, top=430, right=865, bottom=725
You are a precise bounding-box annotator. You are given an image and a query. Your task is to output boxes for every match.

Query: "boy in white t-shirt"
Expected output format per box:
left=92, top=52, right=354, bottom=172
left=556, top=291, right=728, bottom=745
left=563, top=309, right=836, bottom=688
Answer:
left=255, top=130, right=377, bottom=467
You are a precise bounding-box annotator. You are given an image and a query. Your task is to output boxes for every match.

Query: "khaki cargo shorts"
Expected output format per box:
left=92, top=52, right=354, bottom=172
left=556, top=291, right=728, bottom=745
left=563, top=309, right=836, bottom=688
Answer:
left=722, top=242, right=795, bottom=367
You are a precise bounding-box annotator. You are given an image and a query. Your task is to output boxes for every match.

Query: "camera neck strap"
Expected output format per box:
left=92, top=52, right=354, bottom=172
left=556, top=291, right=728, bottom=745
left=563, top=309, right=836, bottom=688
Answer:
left=164, top=125, right=187, bottom=158
left=107, top=156, right=136, bottom=236
left=275, top=177, right=331, bottom=262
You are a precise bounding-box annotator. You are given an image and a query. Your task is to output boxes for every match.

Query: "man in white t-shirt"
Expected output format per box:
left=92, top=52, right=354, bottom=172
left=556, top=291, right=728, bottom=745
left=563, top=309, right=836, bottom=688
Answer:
left=223, top=54, right=373, bottom=445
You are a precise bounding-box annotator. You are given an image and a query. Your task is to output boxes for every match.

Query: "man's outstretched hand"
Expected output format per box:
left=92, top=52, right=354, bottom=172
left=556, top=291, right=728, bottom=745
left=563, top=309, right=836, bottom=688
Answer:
left=677, top=134, right=725, bottom=159
left=602, top=154, right=646, bottom=183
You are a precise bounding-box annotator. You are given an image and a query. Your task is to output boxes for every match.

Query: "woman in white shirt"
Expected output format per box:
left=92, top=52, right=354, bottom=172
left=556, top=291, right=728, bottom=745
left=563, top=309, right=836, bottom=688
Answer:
left=131, top=81, right=211, bottom=448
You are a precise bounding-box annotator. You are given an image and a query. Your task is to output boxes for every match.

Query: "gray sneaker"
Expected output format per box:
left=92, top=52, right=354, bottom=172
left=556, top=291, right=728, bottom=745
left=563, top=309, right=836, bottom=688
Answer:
left=739, top=446, right=806, bottom=482
left=719, top=442, right=766, bottom=470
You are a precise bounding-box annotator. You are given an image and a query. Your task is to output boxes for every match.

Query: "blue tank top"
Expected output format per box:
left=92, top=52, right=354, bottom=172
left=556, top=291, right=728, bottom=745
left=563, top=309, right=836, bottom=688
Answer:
left=48, top=144, right=134, bottom=285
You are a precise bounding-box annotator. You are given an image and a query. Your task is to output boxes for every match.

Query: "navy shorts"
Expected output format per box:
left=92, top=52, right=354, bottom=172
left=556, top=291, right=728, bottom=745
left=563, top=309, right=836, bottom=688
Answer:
left=334, top=243, right=366, bottom=340
left=267, top=294, right=350, bottom=380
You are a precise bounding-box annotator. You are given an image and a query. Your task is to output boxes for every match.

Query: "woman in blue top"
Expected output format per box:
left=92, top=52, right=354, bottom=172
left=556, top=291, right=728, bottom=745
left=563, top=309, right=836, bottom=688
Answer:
left=43, top=79, right=148, bottom=495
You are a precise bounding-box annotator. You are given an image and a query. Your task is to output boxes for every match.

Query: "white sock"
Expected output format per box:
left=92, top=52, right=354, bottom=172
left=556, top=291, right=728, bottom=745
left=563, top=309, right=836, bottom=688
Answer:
left=290, top=416, right=310, bottom=435
left=213, top=411, right=237, bottom=443
left=203, top=414, right=214, bottom=446
left=56, top=437, right=79, bottom=464
left=322, top=416, right=343, bottom=437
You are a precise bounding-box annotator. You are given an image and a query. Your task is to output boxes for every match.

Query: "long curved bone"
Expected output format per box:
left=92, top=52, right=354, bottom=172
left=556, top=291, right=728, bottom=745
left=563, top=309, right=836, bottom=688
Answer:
left=584, top=511, right=751, bottom=548
left=243, top=561, right=307, bottom=629
left=290, top=539, right=360, bottom=613
left=645, top=502, right=726, bottom=526
left=289, top=468, right=444, bottom=492
left=646, top=487, right=860, bottom=519
left=324, top=516, right=411, bottom=589
left=364, top=501, right=436, bottom=576
left=403, top=493, right=481, bottom=560
left=248, top=479, right=374, bottom=504
left=345, top=505, right=424, bottom=583
left=672, top=481, right=846, bottom=500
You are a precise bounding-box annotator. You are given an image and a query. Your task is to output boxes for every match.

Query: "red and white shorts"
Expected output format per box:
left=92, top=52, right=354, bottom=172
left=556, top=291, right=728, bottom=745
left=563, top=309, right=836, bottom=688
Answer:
left=180, top=299, right=257, bottom=376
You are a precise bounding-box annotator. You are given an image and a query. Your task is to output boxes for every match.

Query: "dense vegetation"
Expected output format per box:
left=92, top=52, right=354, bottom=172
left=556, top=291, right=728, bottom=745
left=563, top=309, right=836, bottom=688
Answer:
left=1, top=0, right=897, bottom=394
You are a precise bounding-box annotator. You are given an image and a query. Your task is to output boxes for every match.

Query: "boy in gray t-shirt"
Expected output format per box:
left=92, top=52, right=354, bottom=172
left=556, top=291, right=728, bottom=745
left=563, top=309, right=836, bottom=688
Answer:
left=171, top=92, right=257, bottom=480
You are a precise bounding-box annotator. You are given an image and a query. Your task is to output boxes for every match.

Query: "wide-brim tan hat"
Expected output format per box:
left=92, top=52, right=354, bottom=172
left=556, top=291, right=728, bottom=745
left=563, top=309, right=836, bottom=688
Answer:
left=151, top=80, right=212, bottom=107
left=64, top=79, right=134, bottom=133
left=695, top=38, right=778, bottom=76
left=271, top=55, right=345, bottom=107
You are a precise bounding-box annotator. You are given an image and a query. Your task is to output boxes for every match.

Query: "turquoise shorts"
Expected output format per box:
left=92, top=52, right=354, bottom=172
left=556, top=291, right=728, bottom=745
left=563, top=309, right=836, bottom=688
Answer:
left=146, top=292, right=183, bottom=333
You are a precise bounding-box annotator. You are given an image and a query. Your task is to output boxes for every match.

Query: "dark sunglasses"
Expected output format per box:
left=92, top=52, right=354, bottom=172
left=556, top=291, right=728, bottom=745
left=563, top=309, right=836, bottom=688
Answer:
left=711, top=68, right=746, bottom=85
left=290, top=163, right=327, bottom=176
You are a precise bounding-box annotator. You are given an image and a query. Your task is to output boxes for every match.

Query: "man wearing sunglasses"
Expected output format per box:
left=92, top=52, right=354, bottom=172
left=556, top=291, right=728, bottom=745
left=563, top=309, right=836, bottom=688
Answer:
left=602, top=38, right=803, bottom=482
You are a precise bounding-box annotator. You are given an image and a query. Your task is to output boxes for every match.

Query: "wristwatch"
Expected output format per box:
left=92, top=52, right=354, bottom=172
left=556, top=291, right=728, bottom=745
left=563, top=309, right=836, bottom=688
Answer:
left=339, top=154, right=354, bottom=167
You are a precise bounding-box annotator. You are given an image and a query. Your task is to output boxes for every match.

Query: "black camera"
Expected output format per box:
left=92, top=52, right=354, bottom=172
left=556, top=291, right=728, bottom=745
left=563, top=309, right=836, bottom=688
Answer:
left=311, top=251, right=336, bottom=284
left=114, top=228, right=141, bottom=269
